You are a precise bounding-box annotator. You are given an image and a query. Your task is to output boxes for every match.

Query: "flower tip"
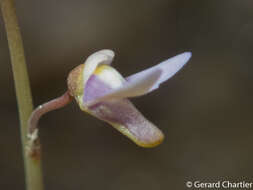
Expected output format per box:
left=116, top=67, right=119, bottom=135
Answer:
left=110, top=114, right=165, bottom=148
left=136, top=131, right=165, bottom=148
left=86, top=49, right=115, bottom=65
left=99, top=49, right=115, bottom=58
left=182, top=51, right=192, bottom=61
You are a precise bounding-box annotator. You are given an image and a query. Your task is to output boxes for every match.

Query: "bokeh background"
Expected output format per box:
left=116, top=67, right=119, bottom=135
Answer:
left=1, top=0, right=253, bottom=189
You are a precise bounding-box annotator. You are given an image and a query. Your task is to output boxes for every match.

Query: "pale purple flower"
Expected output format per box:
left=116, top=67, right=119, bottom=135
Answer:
left=67, top=49, right=192, bottom=147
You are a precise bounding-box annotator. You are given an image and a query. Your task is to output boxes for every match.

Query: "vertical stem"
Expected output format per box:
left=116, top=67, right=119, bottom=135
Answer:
left=0, top=0, right=44, bottom=190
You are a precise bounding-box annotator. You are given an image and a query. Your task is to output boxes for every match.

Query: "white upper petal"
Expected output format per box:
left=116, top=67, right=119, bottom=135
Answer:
left=126, top=52, right=192, bottom=92
left=85, top=68, right=162, bottom=106
left=85, top=52, right=191, bottom=106
left=83, top=49, right=115, bottom=86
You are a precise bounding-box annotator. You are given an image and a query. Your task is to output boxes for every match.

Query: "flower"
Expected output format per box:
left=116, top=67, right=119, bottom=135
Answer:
left=67, top=49, right=191, bottom=148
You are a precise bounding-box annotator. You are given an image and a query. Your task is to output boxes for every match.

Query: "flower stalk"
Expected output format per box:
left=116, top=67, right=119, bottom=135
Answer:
left=27, top=91, right=73, bottom=156
left=0, top=0, right=44, bottom=190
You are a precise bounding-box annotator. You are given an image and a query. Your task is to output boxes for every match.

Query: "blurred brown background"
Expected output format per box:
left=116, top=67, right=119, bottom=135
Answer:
left=0, top=0, right=253, bottom=190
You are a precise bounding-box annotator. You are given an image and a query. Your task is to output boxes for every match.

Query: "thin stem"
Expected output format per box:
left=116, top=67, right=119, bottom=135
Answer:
left=0, top=0, right=44, bottom=190
left=27, top=91, right=73, bottom=144
left=27, top=91, right=72, bottom=158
